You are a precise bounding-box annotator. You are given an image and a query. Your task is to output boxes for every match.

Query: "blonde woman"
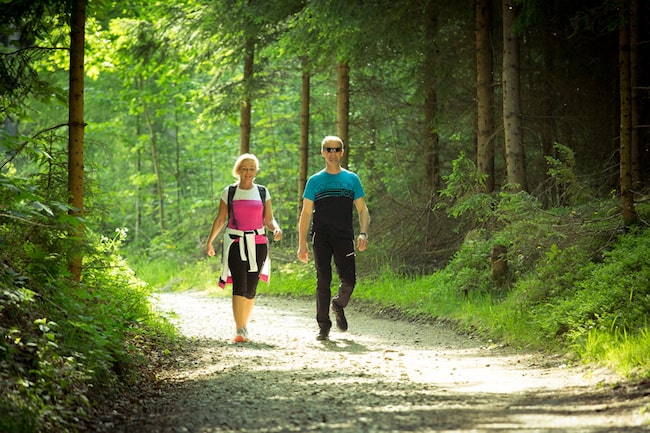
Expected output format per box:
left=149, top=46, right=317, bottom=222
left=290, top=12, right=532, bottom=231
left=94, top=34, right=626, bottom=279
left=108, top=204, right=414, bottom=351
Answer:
left=207, top=154, right=282, bottom=342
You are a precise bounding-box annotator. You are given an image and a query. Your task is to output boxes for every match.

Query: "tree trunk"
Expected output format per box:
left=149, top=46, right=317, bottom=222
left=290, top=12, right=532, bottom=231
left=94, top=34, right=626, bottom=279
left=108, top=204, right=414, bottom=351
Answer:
left=475, top=0, right=495, bottom=193
left=240, top=37, right=254, bottom=155
left=491, top=244, right=508, bottom=285
left=629, top=0, right=641, bottom=190
left=299, top=57, right=310, bottom=219
left=68, top=0, right=86, bottom=282
left=540, top=2, right=559, bottom=206
left=140, top=76, right=165, bottom=232
left=209, top=147, right=215, bottom=209
left=336, top=61, right=350, bottom=168
left=423, top=0, right=440, bottom=196
left=619, top=0, right=637, bottom=226
left=135, top=140, right=142, bottom=242
left=501, top=0, right=527, bottom=192
left=175, top=112, right=181, bottom=225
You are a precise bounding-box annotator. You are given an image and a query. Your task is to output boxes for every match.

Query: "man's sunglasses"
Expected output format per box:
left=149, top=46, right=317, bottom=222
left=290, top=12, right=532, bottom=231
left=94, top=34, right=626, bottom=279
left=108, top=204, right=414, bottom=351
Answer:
left=324, top=147, right=343, bottom=153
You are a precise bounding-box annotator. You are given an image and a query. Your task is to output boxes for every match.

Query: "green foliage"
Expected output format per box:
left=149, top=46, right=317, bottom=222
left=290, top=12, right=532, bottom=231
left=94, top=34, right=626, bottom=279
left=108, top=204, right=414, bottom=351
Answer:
left=544, top=143, right=585, bottom=205
left=443, top=204, right=650, bottom=374
left=438, top=152, right=493, bottom=222
left=1, top=175, right=177, bottom=433
left=0, top=0, right=70, bottom=120
left=559, top=228, right=650, bottom=343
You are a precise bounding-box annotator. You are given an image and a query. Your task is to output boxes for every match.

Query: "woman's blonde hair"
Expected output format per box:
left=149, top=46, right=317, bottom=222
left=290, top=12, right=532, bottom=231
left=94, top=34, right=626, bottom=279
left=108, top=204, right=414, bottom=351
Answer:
left=232, top=153, right=260, bottom=179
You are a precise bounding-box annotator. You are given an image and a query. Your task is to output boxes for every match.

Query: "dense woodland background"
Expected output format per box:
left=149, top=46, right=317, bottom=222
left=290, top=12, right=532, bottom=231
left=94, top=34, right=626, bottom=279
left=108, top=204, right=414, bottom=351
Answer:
left=1, top=0, right=650, bottom=432
left=3, top=0, right=649, bottom=271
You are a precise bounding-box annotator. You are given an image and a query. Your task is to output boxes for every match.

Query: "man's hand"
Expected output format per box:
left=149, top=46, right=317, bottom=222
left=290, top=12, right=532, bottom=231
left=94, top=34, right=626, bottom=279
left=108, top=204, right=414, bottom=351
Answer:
left=357, top=234, right=368, bottom=252
left=297, top=245, right=309, bottom=263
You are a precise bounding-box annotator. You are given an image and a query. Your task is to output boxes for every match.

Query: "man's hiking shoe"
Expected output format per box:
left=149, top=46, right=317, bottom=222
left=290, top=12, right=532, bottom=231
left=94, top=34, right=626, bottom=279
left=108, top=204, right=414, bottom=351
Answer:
left=332, top=303, right=348, bottom=331
left=316, top=328, right=330, bottom=341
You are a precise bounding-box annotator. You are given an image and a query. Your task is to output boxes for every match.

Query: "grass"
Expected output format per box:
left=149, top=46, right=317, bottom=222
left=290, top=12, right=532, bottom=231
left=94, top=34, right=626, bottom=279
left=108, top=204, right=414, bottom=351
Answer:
left=129, top=255, right=221, bottom=292
left=577, top=327, right=650, bottom=378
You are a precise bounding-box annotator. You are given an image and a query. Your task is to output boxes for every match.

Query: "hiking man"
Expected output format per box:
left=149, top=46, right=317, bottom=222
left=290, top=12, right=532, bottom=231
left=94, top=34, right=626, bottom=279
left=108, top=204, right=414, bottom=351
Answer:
left=297, top=136, right=370, bottom=341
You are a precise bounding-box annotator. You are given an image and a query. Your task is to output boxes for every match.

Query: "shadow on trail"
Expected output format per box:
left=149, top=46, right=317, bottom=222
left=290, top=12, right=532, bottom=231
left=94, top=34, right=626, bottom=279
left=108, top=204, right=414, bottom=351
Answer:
left=318, top=338, right=370, bottom=353
left=98, top=337, right=649, bottom=433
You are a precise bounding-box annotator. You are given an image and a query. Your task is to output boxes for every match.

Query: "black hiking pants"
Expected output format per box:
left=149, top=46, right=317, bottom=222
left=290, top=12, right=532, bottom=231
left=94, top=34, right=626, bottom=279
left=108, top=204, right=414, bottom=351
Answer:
left=312, top=232, right=356, bottom=331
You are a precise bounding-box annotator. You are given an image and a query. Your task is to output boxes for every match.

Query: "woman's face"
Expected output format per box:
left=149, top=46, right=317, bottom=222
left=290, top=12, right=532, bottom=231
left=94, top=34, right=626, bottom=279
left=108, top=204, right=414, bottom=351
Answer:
left=238, top=159, right=257, bottom=182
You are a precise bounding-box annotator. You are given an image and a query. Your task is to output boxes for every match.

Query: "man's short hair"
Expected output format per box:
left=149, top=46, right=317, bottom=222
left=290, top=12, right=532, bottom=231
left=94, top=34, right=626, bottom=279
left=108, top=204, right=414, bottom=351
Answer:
left=321, top=135, right=344, bottom=150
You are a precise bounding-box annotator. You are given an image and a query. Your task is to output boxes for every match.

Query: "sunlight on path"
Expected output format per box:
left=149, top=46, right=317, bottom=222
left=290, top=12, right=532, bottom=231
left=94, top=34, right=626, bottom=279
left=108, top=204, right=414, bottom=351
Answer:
left=145, top=290, right=650, bottom=433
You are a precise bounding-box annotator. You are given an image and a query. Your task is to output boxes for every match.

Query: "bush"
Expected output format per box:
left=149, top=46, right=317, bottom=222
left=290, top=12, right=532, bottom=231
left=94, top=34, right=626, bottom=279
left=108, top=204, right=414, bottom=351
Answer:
left=559, top=227, right=650, bottom=343
left=1, top=175, right=177, bottom=433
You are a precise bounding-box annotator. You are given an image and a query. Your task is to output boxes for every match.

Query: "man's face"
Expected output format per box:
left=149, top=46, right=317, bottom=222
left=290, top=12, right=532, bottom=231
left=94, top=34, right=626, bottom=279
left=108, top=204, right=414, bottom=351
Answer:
left=321, top=142, right=344, bottom=161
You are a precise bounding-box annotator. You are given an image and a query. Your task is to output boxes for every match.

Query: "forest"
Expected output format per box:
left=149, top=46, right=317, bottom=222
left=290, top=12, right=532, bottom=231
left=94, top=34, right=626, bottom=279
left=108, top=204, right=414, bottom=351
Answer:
left=1, top=0, right=650, bottom=432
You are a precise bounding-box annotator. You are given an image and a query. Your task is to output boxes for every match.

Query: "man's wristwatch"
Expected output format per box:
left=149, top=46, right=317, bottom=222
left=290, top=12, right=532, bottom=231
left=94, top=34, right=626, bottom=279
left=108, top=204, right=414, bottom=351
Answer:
left=359, top=232, right=367, bottom=238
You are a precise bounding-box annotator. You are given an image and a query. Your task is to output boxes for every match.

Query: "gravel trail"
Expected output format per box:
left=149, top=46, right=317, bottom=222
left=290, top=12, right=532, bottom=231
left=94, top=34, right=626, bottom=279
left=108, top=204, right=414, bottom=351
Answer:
left=94, top=290, right=650, bottom=433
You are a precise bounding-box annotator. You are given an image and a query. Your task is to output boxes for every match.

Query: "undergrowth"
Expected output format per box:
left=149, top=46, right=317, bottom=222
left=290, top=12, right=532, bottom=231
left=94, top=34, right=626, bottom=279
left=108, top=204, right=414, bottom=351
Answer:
left=1, top=174, right=177, bottom=433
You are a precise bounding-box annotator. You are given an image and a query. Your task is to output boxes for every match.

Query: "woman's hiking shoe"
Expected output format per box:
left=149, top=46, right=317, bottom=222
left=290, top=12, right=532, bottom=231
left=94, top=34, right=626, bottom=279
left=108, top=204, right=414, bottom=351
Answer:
left=234, top=328, right=250, bottom=343
left=233, top=334, right=247, bottom=343
left=332, top=303, right=348, bottom=331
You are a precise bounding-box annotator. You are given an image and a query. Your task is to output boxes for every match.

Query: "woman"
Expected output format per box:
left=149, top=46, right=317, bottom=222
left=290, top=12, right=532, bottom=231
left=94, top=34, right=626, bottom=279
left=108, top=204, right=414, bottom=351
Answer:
left=206, top=154, right=282, bottom=342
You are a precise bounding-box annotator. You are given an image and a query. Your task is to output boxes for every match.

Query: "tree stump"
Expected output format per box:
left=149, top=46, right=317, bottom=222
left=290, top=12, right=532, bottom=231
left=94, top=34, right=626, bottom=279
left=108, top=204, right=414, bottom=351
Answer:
left=491, top=244, right=508, bottom=285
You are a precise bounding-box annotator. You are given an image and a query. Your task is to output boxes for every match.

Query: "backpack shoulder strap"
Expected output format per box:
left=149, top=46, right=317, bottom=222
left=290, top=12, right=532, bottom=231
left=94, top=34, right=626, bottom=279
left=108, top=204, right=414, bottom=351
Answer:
left=258, top=185, right=266, bottom=219
left=227, top=184, right=238, bottom=228
left=257, top=185, right=266, bottom=202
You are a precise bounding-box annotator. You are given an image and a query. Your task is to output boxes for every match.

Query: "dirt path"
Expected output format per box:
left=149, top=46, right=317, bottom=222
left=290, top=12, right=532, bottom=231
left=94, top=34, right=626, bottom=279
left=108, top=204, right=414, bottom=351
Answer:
left=95, top=290, right=649, bottom=432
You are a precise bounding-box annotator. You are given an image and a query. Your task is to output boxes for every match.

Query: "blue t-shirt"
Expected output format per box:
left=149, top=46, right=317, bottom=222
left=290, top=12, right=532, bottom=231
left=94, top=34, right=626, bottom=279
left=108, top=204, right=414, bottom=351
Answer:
left=303, top=169, right=365, bottom=238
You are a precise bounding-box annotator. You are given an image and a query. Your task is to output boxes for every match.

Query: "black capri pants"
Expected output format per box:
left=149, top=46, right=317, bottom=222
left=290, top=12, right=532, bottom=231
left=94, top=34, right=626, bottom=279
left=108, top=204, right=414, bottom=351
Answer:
left=228, top=242, right=268, bottom=299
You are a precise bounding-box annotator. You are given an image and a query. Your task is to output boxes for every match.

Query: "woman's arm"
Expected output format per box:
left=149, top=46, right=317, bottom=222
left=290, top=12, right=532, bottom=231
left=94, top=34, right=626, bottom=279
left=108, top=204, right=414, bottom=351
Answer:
left=206, top=199, right=228, bottom=256
left=264, top=199, right=282, bottom=241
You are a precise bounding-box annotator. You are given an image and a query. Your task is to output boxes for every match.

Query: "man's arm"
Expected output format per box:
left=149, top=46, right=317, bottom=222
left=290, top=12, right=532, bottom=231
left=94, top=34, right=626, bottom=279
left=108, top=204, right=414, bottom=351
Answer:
left=354, top=197, right=370, bottom=251
left=296, top=198, right=314, bottom=263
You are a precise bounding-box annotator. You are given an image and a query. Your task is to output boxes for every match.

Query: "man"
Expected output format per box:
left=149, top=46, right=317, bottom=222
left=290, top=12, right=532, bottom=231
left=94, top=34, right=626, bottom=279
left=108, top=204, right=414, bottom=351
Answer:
left=297, top=135, right=370, bottom=341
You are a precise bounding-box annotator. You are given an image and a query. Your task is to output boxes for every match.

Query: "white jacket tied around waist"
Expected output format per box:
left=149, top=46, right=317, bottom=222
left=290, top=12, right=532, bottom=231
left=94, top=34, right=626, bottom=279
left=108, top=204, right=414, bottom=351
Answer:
left=219, top=227, right=271, bottom=288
